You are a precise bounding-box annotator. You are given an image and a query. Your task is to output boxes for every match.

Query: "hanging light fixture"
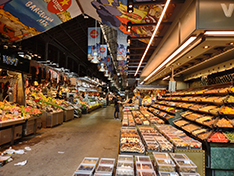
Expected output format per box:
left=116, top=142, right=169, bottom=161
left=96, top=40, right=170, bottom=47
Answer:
left=104, top=70, right=109, bottom=77
left=92, top=51, right=99, bottom=64
left=108, top=75, right=111, bottom=80
left=99, top=63, right=105, bottom=72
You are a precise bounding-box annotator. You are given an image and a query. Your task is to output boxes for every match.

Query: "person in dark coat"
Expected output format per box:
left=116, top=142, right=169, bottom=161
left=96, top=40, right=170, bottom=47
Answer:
left=114, top=95, right=120, bottom=119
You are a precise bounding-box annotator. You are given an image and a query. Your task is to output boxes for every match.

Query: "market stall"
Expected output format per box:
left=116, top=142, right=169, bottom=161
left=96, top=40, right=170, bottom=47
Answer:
left=0, top=47, right=42, bottom=145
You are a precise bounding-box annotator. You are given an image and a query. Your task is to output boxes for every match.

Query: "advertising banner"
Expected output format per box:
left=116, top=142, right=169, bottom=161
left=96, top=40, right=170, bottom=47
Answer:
left=117, top=30, right=128, bottom=61
left=87, top=27, right=101, bottom=62
left=0, top=0, right=81, bottom=42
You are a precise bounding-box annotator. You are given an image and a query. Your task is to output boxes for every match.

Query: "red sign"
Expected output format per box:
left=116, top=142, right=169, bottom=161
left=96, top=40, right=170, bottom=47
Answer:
left=107, top=56, right=110, bottom=62
left=90, top=30, right=99, bottom=38
left=47, top=0, right=71, bottom=14
left=100, top=46, right=106, bottom=53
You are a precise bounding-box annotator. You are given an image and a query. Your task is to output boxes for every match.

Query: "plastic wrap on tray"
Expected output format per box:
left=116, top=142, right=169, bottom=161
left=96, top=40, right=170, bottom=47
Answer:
left=115, top=169, right=134, bottom=176
left=77, top=163, right=96, bottom=173
left=117, top=161, right=134, bottom=170
left=96, top=165, right=114, bottom=173
left=82, top=157, right=99, bottom=165
left=118, top=155, right=133, bottom=162
left=99, top=158, right=115, bottom=165
left=179, top=173, right=200, bottom=176
left=174, top=159, right=197, bottom=173
left=155, top=158, right=176, bottom=172
left=169, top=153, right=189, bottom=160
left=136, top=162, right=154, bottom=171
left=135, top=156, right=151, bottom=163
left=137, top=171, right=156, bottom=176
left=158, top=171, right=179, bottom=176
left=73, top=172, right=92, bottom=176
left=153, top=152, right=170, bottom=159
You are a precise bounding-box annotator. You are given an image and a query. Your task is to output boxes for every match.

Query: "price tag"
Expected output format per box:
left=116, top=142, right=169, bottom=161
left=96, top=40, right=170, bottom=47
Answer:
left=14, top=111, right=19, bottom=115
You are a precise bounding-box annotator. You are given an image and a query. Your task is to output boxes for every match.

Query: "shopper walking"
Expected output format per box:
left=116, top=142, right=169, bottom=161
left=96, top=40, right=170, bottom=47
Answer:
left=114, top=95, right=120, bottom=119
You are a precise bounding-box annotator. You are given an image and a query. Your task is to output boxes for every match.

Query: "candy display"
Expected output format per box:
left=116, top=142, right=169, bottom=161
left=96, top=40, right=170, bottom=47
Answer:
left=158, top=171, right=179, bottom=176
left=120, top=128, right=145, bottom=154
left=116, top=155, right=134, bottom=176
left=156, top=125, right=202, bottom=149
left=207, top=131, right=229, bottom=143
left=155, top=158, right=176, bottom=172
left=140, top=110, right=164, bottom=124
left=77, top=164, right=95, bottom=172
left=219, top=106, right=234, bottom=115
left=82, top=157, right=99, bottom=165
left=215, top=118, right=233, bottom=128
left=224, top=131, right=234, bottom=143
left=99, top=158, right=115, bottom=165
left=173, top=159, right=197, bottom=173
left=137, top=171, right=157, bottom=176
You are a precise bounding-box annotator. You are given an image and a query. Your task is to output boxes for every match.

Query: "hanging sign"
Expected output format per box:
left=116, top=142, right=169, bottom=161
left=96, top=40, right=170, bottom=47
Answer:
left=0, top=49, right=30, bottom=73
left=0, top=0, right=81, bottom=42
left=87, top=27, right=101, bottom=62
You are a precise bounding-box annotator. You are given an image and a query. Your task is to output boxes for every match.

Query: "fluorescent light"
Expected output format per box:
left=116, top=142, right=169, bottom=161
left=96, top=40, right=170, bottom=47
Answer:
left=162, top=75, right=170, bottom=80
left=204, top=31, right=234, bottom=35
left=144, top=36, right=197, bottom=82
left=134, top=0, right=171, bottom=77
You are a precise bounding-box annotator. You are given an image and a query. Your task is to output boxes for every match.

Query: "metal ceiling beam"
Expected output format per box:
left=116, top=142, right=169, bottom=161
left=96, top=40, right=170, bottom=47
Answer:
left=128, top=62, right=147, bottom=65
left=130, top=22, right=172, bottom=27
left=130, top=46, right=157, bottom=50
left=133, top=0, right=185, bottom=6
left=59, top=26, right=86, bottom=55
left=130, top=36, right=163, bottom=40
left=130, top=53, right=152, bottom=56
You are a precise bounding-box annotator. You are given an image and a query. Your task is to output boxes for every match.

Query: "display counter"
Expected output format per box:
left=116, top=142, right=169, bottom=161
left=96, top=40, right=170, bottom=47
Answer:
left=63, top=108, right=74, bottom=122
left=23, top=116, right=42, bottom=136
left=41, top=111, right=64, bottom=128
left=0, top=119, right=25, bottom=145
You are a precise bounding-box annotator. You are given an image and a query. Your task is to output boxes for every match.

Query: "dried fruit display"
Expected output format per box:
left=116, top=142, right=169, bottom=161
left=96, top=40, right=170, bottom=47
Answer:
left=182, top=103, right=195, bottom=109
left=197, top=131, right=211, bottom=140
left=219, top=106, right=234, bottom=115
left=224, top=131, right=234, bottom=143
left=174, top=119, right=190, bottom=127
left=228, top=87, right=234, bottom=93
left=207, top=131, right=229, bottom=143
left=225, top=95, right=234, bottom=103
left=182, top=124, right=200, bottom=133
left=185, top=113, right=202, bottom=121
left=189, top=104, right=205, bottom=111
left=180, top=111, right=193, bottom=117
left=215, top=118, right=233, bottom=128
left=209, top=107, right=220, bottom=115
left=196, top=89, right=208, bottom=94
left=192, top=129, right=208, bottom=136
left=205, top=88, right=222, bottom=94
left=199, top=105, right=217, bottom=113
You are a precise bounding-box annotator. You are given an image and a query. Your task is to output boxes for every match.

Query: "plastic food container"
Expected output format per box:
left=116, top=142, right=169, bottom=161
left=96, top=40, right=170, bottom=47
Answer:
left=169, top=153, right=189, bottom=160
left=117, top=161, right=134, bottom=170
left=115, top=168, right=134, bottom=176
left=73, top=172, right=92, bottom=176
left=118, top=155, right=133, bottom=162
left=174, top=159, right=197, bottom=173
left=99, top=158, right=115, bottom=165
left=135, top=156, right=151, bottom=163
left=158, top=171, right=179, bottom=176
left=155, top=158, right=176, bottom=172
left=94, top=173, right=112, bottom=176
left=137, top=170, right=157, bottom=176
left=179, top=173, right=200, bottom=176
left=136, top=162, right=154, bottom=171
left=153, top=152, right=170, bottom=159
left=82, top=157, right=99, bottom=165
left=96, top=165, right=114, bottom=173
left=77, top=163, right=96, bottom=173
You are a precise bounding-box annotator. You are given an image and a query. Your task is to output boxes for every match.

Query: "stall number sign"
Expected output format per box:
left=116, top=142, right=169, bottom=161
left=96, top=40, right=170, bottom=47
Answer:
left=0, top=54, right=19, bottom=67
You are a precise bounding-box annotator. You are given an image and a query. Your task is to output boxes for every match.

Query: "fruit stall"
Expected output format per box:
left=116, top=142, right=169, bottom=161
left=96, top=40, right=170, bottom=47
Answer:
left=149, top=83, right=234, bottom=175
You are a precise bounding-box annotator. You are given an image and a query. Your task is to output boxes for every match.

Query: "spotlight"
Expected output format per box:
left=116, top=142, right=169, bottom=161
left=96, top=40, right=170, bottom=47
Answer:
left=127, top=21, right=132, bottom=32
left=127, top=36, right=131, bottom=44
left=127, top=0, right=134, bottom=13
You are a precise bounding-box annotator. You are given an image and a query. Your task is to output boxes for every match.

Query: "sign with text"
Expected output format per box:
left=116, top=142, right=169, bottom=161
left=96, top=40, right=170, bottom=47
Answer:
left=198, top=0, right=234, bottom=30
left=0, top=49, right=30, bottom=73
